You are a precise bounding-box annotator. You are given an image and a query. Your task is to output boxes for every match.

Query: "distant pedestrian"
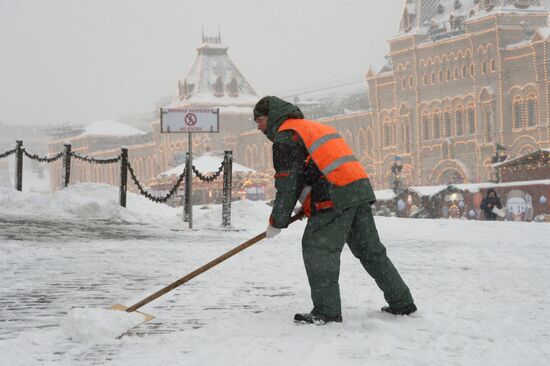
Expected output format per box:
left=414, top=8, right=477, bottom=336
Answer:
left=480, top=189, right=502, bottom=221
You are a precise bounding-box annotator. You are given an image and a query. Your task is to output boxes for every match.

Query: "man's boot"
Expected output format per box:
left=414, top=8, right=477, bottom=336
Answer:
left=294, top=312, right=343, bottom=324
left=381, top=303, right=417, bottom=315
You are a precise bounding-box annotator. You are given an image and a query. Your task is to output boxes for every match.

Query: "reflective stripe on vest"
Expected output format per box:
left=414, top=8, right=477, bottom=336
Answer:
left=278, top=119, right=368, bottom=186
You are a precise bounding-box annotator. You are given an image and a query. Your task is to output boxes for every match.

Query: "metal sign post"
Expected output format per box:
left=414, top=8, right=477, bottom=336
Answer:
left=187, top=132, right=193, bottom=229
left=160, top=107, right=219, bottom=229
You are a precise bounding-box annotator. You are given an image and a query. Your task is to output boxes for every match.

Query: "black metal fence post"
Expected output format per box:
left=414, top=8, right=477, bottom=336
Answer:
left=222, top=150, right=233, bottom=227
left=63, top=143, right=72, bottom=188
left=119, top=147, right=128, bottom=208
left=15, top=140, right=23, bottom=191
left=184, top=152, right=190, bottom=222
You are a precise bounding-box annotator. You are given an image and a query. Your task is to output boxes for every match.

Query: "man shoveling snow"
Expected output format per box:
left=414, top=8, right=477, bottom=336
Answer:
left=253, top=96, right=417, bottom=324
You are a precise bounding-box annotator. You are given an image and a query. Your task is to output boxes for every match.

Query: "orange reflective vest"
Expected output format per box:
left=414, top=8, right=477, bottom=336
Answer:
left=278, top=119, right=368, bottom=187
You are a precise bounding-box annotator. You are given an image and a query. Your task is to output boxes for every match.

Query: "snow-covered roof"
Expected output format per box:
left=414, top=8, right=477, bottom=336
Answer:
left=79, top=119, right=147, bottom=137
left=172, top=35, right=257, bottom=107
left=397, top=0, right=550, bottom=37
left=160, top=152, right=254, bottom=177
left=493, top=148, right=550, bottom=167
left=374, top=189, right=396, bottom=201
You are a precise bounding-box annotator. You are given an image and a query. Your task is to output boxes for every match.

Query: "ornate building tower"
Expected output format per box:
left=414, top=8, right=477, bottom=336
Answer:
left=153, top=33, right=259, bottom=171
left=367, top=0, right=550, bottom=187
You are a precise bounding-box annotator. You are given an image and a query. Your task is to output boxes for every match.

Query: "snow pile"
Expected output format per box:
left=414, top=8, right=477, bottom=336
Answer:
left=60, top=307, right=148, bottom=342
left=0, top=183, right=272, bottom=231
left=0, top=184, right=180, bottom=226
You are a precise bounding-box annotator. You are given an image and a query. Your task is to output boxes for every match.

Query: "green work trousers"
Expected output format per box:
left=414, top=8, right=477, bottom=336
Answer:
left=301, top=202, right=413, bottom=316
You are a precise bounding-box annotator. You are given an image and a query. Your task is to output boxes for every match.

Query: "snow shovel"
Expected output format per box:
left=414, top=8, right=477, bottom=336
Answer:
left=110, top=212, right=304, bottom=336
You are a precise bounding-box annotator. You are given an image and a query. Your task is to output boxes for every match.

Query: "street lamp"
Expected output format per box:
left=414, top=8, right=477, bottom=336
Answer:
left=491, top=143, right=507, bottom=183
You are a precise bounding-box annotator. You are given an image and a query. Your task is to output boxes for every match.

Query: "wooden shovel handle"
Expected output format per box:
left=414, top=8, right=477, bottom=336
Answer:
left=126, top=213, right=304, bottom=312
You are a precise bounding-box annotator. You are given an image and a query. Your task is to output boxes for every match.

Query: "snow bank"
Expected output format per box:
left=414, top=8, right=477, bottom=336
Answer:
left=0, top=183, right=272, bottom=231
left=0, top=184, right=180, bottom=226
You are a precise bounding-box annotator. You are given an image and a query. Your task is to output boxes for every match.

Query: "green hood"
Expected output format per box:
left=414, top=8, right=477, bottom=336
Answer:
left=262, top=96, right=304, bottom=141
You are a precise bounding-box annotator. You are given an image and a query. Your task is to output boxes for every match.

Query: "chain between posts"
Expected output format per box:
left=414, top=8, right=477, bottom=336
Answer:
left=127, top=161, right=187, bottom=203
left=192, top=162, right=224, bottom=183
left=71, top=152, right=121, bottom=164
left=22, top=149, right=64, bottom=163
left=0, top=148, right=17, bottom=159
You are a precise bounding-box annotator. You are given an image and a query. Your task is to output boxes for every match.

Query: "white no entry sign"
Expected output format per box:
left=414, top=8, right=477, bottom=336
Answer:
left=160, top=108, right=220, bottom=133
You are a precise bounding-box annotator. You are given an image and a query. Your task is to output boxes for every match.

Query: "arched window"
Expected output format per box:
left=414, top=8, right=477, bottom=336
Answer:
left=446, top=69, right=451, bottom=81
left=444, top=111, right=452, bottom=137
left=213, top=76, right=224, bottom=97
left=527, top=98, right=537, bottom=127
left=383, top=122, right=391, bottom=147
left=358, top=129, right=367, bottom=157
left=455, top=108, right=464, bottom=136
left=484, top=109, right=493, bottom=142
left=423, top=115, right=430, bottom=140
left=490, top=59, right=496, bottom=72
left=468, top=107, right=476, bottom=134
left=423, top=73, right=428, bottom=86
left=403, top=121, right=411, bottom=153
left=366, top=128, right=374, bottom=156
left=227, top=77, right=239, bottom=97
left=462, top=65, right=467, bottom=78
left=344, top=130, right=354, bottom=151
left=469, top=64, right=475, bottom=77
left=401, top=77, right=407, bottom=89
left=513, top=98, right=523, bottom=129
left=454, top=68, right=459, bottom=80
left=431, top=72, right=436, bottom=84
left=409, top=76, right=414, bottom=88
left=433, top=112, right=441, bottom=139
left=482, top=61, right=487, bottom=74
left=438, top=70, right=444, bottom=83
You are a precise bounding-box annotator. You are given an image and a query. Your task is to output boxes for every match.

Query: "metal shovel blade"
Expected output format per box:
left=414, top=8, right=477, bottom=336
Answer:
left=109, top=303, right=155, bottom=338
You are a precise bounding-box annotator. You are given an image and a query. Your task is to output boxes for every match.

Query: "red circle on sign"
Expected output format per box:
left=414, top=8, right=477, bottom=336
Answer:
left=185, top=113, right=197, bottom=126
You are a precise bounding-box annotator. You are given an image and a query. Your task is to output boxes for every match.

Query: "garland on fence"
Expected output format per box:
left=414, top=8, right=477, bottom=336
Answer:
left=23, top=149, right=64, bottom=163
left=192, top=161, right=224, bottom=183
left=0, top=148, right=16, bottom=159
left=127, top=161, right=187, bottom=203
left=71, top=152, right=121, bottom=164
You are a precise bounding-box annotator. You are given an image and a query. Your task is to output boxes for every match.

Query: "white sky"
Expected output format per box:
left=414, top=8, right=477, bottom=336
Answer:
left=0, top=0, right=403, bottom=126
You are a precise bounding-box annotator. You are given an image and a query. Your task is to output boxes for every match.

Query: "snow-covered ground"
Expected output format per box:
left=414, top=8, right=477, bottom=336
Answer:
left=1, top=184, right=549, bottom=365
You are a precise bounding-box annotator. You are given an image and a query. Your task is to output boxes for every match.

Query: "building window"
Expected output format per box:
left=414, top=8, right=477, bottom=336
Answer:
left=404, top=125, right=411, bottom=153
left=423, top=116, right=430, bottom=140
left=482, top=61, right=487, bottom=74
left=468, top=108, right=476, bottom=134
left=484, top=110, right=493, bottom=142
left=423, top=73, right=428, bottom=86
left=446, top=69, right=451, bottom=81
left=402, top=77, right=407, bottom=89
left=409, top=76, right=414, bottom=88
left=438, top=70, right=444, bottom=83
left=445, top=111, right=452, bottom=137
left=433, top=113, right=441, bottom=139
left=462, top=65, right=467, bottom=78
left=454, top=68, right=459, bottom=80
left=527, top=99, right=537, bottom=127
left=384, top=123, right=391, bottom=147
left=431, top=72, right=436, bottom=84
left=490, top=59, right=496, bottom=72
left=470, top=64, right=475, bottom=77
left=456, top=109, right=464, bottom=136
left=513, top=100, right=523, bottom=129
